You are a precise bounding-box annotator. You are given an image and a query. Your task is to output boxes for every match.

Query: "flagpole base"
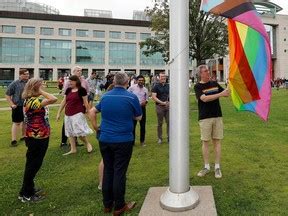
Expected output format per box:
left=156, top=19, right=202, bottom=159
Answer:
left=160, top=186, right=200, bottom=212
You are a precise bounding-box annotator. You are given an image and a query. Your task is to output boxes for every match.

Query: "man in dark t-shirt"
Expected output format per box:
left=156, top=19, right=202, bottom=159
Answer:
left=194, top=65, right=229, bottom=179
left=151, top=72, right=169, bottom=144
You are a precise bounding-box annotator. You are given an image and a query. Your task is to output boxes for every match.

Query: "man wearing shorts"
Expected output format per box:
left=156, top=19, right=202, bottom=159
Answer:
left=5, top=69, right=30, bottom=147
left=194, top=65, right=229, bottom=178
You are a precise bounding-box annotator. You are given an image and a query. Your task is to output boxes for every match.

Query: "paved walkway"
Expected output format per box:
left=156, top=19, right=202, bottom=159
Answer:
left=0, top=103, right=60, bottom=111
left=0, top=93, right=61, bottom=111
left=0, top=92, right=195, bottom=111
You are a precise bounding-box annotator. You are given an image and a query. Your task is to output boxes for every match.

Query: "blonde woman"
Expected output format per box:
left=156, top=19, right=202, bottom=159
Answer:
left=57, top=75, right=93, bottom=155
left=19, top=78, right=57, bottom=203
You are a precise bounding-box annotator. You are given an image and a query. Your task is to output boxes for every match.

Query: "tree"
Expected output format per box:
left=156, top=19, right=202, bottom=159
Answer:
left=140, top=0, right=228, bottom=66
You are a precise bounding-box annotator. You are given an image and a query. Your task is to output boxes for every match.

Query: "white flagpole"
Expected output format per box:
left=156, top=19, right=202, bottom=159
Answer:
left=160, top=0, right=199, bottom=211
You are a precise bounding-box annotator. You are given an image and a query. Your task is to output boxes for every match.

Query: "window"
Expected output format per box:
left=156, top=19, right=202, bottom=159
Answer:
left=109, top=42, right=136, bottom=65
left=40, top=40, right=72, bottom=64
left=1, top=25, right=16, bottom=33
left=76, top=29, right=89, bottom=37
left=93, top=30, right=105, bottom=38
left=40, top=27, right=54, bottom=35
left=109, top=31, right=121, bottom=39
left=22, top=26, right=35, bottom=35
left=76, top=41, right=105, bottom=64
left=59, top=28, right=72, bottom=36
left=0, top=38, right=35, bottom=64
left=0, top=68, right=15, bottom=80
left=140, top=46, right=165, bottom=66
left=140, top=33, right=151, bottom=40
left=125, top=32, right=136, bottom=40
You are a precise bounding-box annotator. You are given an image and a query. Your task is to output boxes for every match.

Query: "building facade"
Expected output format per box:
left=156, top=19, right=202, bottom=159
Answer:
left=133, top=11, right=150, bottom=21
left=0, top=11, right=168, bottom=81
left=0, top=0, right=59, bottom=14
left=209, top=1, right=286, bottom=82
left=84, top=9, right=113, bottom=18
left=262, top=14, right=288, bottom=80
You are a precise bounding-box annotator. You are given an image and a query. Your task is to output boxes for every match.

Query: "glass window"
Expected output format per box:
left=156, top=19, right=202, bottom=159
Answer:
left=0, top=68, right=15, bottom=80
left=1, top=25, right=16, bottom=33
left=140, top=33, right=151, bottom=40
left=125, top=32, right=136, bottom=40
left=109, top=42, right=136, bottom=65
left=39, top=69, right=53, bottom=81
left=140, top=46, right=165, bottom=66
left=40, top=27, right=54, bottom=35
left=0, top=38, right=35, bottom=64
left=59, top=28, right=72, bottom=36
left=22, top=26, right=35, bottom=35
left=76, top=41, right=105, bottom=64
left=40, top=39, right=72, bottom=64
left=109, top=31, right=121, bottom=39
left=93, top=30, right=105, bottom=38
left=76, top=29, right=89, bottom=37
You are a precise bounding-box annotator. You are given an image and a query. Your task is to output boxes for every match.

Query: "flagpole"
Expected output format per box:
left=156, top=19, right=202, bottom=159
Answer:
left=160, top=0, right=199, bottom=211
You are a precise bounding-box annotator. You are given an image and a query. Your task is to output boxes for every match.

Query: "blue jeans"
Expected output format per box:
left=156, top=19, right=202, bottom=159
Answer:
left=99, top=141, right=133, bottom=210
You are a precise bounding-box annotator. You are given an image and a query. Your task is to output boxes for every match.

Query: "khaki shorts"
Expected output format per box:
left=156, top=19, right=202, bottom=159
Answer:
left=199, top=117, right=223, bottom=141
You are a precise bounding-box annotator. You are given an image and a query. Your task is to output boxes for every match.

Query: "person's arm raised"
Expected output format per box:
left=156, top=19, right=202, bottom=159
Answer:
left=39, top=89, right=57, bottom=107
left=200, top=89, right=230, bottom=103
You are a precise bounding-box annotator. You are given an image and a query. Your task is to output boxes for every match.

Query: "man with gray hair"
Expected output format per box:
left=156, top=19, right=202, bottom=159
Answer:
left=194, top=65, right=229, bottom=179
left=89, top=72, right=142, bottom=215
left=62, top=66, right=89, bottom=94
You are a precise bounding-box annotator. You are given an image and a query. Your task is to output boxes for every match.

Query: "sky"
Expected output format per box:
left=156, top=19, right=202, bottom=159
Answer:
left=43, top=0, right=155, bottom=19
left=40, top=0, right=288, bottom=19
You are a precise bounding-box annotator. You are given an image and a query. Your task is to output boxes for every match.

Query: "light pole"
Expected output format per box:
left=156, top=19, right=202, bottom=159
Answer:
left=160, top=0, right=199, bottom=211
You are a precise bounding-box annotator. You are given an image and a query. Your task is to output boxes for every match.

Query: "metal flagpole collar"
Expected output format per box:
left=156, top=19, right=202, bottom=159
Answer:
left=160, top=187, right=200, bottom=212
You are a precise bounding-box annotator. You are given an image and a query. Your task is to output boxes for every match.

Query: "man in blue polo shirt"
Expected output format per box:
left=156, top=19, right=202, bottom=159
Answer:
left=89, top=72, right=142, bottom=216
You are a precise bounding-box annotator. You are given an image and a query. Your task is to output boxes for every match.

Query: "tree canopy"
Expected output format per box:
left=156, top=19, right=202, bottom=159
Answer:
left=140, top=0, right=228, bottom=66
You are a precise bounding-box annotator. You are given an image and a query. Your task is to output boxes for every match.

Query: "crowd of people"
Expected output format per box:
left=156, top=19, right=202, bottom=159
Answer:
left=271, top=78, right=287, bottom=90
left=5, top=65, right=229, bottom=215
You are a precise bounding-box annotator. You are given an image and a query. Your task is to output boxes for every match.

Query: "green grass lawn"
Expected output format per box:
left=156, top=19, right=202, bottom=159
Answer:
left=0, top=89, right=288, bottom=215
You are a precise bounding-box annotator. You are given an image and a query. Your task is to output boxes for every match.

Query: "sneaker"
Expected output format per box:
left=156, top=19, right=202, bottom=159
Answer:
left=215, top=168, right=222, bottom=179
left=157, top=139, right=162, bottom=144
left=140, top=142, right=146, bottom=147
left=18, top=188, right=43, bottom=200
left=197, top=168, right=210, bottom=177
left=35, top=188, right=44, bottom=195
left=19, top=194, right=45, bottom=203
left=11, top=140, right=17, bottom=147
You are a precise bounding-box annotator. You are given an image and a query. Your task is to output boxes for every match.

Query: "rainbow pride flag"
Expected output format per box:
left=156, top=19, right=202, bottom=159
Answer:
left=201, top=0, right=272, bottom=121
